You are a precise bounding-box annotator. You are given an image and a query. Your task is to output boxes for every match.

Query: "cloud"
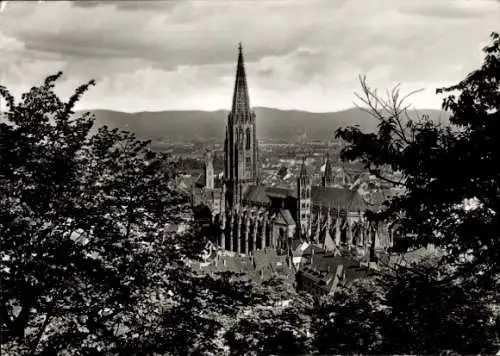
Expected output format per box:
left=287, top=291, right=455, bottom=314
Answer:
left=399, top=1, right=496, bottom=19
left=69, top=0, right=180, bottom=11
left=1, top=0, right=498, bottom=112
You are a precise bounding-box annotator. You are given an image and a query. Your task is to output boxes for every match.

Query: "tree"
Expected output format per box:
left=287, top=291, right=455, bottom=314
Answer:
left=313, top=278, right=386, bottom=355
left=336, top=32, right=500, bottom=281
left=0, top=72, right=193, bottom=354
left=313, top=259, right=499, bottom=355
left=0, top=72, right=274, bottom=355
left=224, top=276, right=314, bottom=356
left=324, top=31, right=500, bottom=355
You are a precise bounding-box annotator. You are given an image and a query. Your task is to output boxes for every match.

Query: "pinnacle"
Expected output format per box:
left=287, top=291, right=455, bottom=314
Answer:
left=231, top=43, right=250, bottom=117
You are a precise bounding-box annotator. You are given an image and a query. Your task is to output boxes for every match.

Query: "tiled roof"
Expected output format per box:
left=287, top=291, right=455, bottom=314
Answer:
left=252, top=248, right=287, bottom=272
left=343, top=263, right=376, bottom=283
left=177, top=175, right=196, bottom=194
left=265, top=186, right=297, bottom=199
left=194, top=171, right=223, bottom=189
left=244, top=185, right=271, bottom=205
left=387, top=247, right=438, bottom=267
left=300, top=244, right=326, bottom=258
left=311, top=186, right=367, bottom=211
left=194, top=172, right=206, bottom=188
left=194, top=249, right=291, bottom=282
left=303, top=253, right=376, bottom=286
left=292, top=242, right=311, bottom=258
left=202, top=254, right=254, bottom=275
left=300, top=266, right=334, bottom=286
left=278, top=209, right=295, bottom=226
left=310, top=254, right=347, bottom=273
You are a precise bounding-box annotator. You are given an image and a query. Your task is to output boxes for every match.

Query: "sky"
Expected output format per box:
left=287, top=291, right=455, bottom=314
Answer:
left=0, top=0, right=498, bottom=112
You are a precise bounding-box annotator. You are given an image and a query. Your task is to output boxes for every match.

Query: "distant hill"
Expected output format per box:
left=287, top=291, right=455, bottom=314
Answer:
left=81, top=107, right=450, bottom=144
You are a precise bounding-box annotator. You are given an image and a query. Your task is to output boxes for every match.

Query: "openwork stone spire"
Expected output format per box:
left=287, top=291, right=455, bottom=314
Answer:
left=323, top=152, right=334, bottom=187
left=231, top=42, right=251, bottom=117
left=224, top=43, right=258, bottom=211
left=299, top=156, right=309, bottom=180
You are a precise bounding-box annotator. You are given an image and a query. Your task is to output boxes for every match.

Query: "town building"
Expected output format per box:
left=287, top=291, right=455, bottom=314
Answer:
left=192, top=44, right=394, bottom=260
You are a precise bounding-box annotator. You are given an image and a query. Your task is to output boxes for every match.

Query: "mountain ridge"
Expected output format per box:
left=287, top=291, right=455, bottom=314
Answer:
left=81, top=107, right=449, bottom=144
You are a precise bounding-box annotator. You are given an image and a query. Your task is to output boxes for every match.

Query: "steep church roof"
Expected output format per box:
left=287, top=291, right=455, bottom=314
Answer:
left=231, top=43, right=251, bottom=117
left=265, top=186, right=297, bottom=199
left=311, top=186, right=367, bottom=211
left=194, top=171, right=206, bottom=188
left=244, top=185, right=271, bottom=205
left=275, top=209, right=295, bottom=226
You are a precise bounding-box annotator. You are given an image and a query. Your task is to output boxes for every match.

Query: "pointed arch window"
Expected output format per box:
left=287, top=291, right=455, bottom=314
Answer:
left=245, top=127, right=251, bottom=150
left=238, top=129, right=244, bottom=148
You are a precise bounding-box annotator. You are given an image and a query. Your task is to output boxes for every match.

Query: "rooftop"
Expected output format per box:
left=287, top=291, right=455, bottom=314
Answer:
left=311, top=186, right=367, bottom=211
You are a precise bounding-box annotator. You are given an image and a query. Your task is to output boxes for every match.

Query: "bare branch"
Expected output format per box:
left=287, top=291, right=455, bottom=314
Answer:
left=354, top=76, right=427, bottom=149
left=368, top=168, right=407, bottom=188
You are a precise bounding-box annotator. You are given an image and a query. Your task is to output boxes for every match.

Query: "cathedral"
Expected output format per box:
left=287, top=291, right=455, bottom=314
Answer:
left=192, top=44, right=392, bottom=257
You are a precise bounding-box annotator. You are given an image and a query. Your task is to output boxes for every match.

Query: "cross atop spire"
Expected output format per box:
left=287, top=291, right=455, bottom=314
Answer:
left=231, top=42, right=251, bottom=117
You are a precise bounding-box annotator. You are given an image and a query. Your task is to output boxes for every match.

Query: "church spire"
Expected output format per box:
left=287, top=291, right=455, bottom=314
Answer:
left=224, top=43, right=258, bottom=211
left=231, top=42, right=250, bottom=117
left=299, top=156, right=308, bottom=180
left=323, top=152, right=333, bottom=187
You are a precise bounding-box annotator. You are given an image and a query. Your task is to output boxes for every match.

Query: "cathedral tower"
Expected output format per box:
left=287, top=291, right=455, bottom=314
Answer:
left=224, top=43, right=259, bottom=210
left=322, top=152, right=334, bottom=187
left=297, top=157, right=312, bottom=238
left=205, top=150, right=214, bottom=189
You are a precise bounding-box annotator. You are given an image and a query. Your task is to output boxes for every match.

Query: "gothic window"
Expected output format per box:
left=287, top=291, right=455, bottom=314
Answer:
left=245, top=157, right=251, bottom=173
left=306, top=187, right=311, bottom=198
left=301, top=189, right=305, bottom=199
left=245, top=127, right=251, bottom=150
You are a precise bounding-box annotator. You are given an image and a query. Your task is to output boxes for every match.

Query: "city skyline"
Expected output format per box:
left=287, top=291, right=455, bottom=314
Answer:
left=1, top=0, right=498, bottom=113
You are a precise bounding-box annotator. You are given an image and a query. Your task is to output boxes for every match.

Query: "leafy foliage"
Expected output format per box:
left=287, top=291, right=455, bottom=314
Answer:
left=3, top=31, right=499, bottom=356
left=225, top=276, right=314, bottom=356
left=326, top=31, right=500, bottom=355
left=0, top=72, right=281, bottom=355
left=0, top=72, right=196, bottom=354
left=336, top=32, right=500, bottom=280
left=313, top=260, right=499, bottom=355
